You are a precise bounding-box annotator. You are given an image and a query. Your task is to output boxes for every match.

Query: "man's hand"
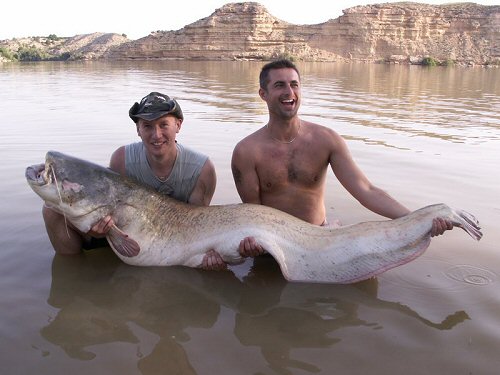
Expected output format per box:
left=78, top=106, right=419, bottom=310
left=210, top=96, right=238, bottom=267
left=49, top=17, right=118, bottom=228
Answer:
left=201, top=249, right=227, bottom=271
left=238, top=236, right=265, bottom=257
left=431, top=217, right=454, bottom=237
left=87, top=216, right=114, bottom=238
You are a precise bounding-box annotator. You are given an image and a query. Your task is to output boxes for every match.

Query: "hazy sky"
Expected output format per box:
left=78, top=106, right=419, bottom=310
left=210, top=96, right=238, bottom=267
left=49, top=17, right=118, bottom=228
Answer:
left=1, top=0, right=498, bottom=40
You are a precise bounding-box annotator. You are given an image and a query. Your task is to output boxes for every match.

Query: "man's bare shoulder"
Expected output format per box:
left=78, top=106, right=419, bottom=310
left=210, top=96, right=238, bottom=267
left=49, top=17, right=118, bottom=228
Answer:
left=233, top=127, right=267, bottom=151
left=303, top=121, right=343, bottom=144
left=304, top=121, right=337, bottom=133
left=109, top=146, right=126, bottom=175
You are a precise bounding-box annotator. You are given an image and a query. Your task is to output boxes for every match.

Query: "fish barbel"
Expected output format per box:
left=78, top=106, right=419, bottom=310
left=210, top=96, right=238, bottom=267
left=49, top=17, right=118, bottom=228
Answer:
left=26, top=151, right=482, bottom=283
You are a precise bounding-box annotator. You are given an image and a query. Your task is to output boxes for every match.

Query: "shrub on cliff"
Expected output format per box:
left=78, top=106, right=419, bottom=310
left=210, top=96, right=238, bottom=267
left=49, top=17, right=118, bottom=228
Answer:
left=57, top=52, right=71, bottom=61
left=422, top=57, right=439, bottom=66
left=0, top=47, right=15, bottom=60
left=269, top=52, right=296, bottom=62
left=443, top=59, right=455, bottom=67
left=16, top=45, right=49, bottom=61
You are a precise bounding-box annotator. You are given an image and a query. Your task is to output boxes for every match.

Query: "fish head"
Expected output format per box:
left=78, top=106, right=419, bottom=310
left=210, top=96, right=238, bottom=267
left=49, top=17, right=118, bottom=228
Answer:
left=25, top=151, right=119, bottom=232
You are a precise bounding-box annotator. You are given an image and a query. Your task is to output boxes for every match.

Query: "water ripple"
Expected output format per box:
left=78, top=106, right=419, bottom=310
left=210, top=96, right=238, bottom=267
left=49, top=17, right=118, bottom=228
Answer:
left=445, top=265, right=497, bottom=286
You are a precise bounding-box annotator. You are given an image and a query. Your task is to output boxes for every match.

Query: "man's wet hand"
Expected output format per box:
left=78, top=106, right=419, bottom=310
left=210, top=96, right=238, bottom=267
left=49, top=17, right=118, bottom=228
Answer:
left=238, top=236, right=265, bottom=257
left=88, top=216, right=114, bottom=237
left=201, top=249, right=228, bottom=271
left=431, top=217, right=454, bottom=237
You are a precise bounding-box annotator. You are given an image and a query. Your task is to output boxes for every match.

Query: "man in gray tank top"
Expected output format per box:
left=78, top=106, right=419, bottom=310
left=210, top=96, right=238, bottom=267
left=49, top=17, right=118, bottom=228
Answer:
left=42, top=92, right=224, bottom=270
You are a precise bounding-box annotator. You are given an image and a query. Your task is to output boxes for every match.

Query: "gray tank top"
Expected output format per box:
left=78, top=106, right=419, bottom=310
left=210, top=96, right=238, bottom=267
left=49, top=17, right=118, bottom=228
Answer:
left=125, top=142, right=208, bottom=203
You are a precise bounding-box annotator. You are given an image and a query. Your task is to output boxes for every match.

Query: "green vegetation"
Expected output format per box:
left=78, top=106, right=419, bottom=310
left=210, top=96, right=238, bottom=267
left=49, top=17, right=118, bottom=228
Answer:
left=0, top=34, right=72, bottom=62
left=421, top=56, right=459, bottom=67
left=422, top=56, right=439, bottom=66
left=270, top=52, right=296, bottom=62
left=43, top=34, right=61, bottom=46
left=0, top=47, right=15, bottom=60
left=57, top=52, right=71, bottom=61
left=16, top=45, right=49, bottom=61
left=443, top=58, right=455, bottom=67
left=1, top=44, right=72, bottom=62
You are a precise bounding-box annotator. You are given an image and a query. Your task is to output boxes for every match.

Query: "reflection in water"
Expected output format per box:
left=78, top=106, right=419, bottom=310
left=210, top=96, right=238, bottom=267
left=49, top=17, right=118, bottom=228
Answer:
left=302, top=64, right=500, bottom=146
left=43, top=251, right=469, bottom=374
left=6, top=61, right=497, bottom=135
left=43, top=251, right=222, bottom=373
left=234, top=257, right=364, bottom=374
left=234, top=257, right=469, bottom=374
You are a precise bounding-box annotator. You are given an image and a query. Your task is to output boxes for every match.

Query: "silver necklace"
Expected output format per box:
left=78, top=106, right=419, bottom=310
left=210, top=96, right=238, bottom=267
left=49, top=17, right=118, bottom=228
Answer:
left=267, top=121, right=301, bottom=144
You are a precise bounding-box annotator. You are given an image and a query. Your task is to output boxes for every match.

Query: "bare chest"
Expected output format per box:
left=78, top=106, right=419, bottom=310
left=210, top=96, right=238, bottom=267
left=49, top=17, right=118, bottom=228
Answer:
left=256, top=144, right=329, bottom=192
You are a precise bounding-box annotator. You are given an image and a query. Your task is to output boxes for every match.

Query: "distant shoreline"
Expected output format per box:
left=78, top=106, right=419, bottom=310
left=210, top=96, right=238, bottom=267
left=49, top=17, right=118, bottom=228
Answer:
left=2, top=2, right=499, bottom=66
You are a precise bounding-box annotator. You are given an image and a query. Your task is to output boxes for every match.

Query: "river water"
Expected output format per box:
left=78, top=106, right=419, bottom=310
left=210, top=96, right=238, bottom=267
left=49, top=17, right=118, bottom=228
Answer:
left=1, top=60, right=499, bottom=374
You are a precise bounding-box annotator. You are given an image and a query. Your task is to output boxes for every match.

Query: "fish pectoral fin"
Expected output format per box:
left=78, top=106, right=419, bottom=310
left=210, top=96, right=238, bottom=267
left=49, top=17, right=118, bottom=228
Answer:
left=107, top=225, right=140, bottom=257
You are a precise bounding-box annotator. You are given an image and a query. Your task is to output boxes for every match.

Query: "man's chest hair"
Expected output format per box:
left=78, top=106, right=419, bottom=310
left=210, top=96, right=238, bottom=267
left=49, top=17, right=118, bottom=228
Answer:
left=258, top=156, right=326, bottom=190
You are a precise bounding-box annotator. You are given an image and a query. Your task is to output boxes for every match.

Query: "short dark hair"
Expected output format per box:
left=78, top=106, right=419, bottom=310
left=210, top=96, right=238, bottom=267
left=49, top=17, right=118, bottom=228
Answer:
left=259, top=59, right=301, bottom=90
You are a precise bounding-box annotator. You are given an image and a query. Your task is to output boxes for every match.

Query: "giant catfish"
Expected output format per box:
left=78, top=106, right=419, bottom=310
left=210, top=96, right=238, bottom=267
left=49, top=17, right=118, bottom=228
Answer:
left=25, top=151, right=482, bottom=283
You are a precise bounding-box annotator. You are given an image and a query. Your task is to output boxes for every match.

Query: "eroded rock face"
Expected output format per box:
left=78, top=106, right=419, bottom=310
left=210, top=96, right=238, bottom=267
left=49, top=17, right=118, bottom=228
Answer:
left=104, top=2, right=499, bottom=65
left=2, top=2, right=498, bottom=64
left=105, top=2, right=338, bottom=61
left=55, top=33, right=130, bottom=60
left=104, top=3, right=339, bottom=61
left=313, top=2, right=500, bottom=64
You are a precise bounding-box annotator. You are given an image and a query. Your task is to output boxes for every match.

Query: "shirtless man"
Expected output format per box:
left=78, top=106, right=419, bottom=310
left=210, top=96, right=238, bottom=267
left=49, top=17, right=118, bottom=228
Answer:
left=43, top=92, right=224, bottom=269
left=231, top=59, right=452, bottom=256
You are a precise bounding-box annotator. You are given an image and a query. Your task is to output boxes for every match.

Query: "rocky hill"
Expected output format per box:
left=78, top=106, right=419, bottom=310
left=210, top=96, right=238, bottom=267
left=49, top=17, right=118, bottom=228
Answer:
left=105, top=2, right=342, bottom=62
left=0, top=33, right=129, bottom=62
left=1, top=2, right=499, bottom=65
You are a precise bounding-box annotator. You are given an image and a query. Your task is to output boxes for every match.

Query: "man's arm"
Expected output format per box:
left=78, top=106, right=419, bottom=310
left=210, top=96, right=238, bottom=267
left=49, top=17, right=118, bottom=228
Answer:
left=330, top=132, right=451, bottom=236
left=231, top=142, right=265, bottom=257
left=87, top=146, right=126, bottom=237
left=187, top=159, right=227, bottom=270
left=330, top=133, right=410, bottom=219
left=188, top=159, right=217, bottom=206
left=109, top=146, right=126, bottom=175
left=231, top=141, right=261, bottom=204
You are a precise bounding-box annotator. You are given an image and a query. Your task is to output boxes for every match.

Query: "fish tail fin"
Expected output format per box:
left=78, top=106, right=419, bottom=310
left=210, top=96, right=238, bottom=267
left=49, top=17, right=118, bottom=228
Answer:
left=453, top=209, right=482, bottom=241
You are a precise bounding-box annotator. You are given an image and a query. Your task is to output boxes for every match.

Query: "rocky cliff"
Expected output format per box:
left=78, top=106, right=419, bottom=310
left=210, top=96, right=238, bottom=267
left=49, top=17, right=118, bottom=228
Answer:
left=2, top=2, right=498, bottom=65
left=319, top=2, right=500, bottom=64
left=105, top=2, right=499, bottom=65
left=105, top=2, right=340, bottom=62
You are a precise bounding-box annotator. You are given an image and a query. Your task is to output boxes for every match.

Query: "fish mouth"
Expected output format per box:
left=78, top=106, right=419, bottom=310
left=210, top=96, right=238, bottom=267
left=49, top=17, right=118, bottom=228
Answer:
left=25, top=161, right=52, bottom=186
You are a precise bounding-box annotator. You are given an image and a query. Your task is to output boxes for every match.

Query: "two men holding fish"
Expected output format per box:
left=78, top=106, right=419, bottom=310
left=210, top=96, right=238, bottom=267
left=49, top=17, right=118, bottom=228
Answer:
left=41, top=59, right=452, bottom=265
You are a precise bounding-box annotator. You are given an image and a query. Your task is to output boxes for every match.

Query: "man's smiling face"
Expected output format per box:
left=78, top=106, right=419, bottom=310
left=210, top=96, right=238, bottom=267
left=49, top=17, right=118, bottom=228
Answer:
left=260, top=67, right=301, bottom=119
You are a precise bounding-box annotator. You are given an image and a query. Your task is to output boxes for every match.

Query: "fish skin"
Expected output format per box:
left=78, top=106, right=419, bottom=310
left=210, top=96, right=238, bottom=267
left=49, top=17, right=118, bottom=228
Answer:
left=26, top=151, right=482, bottom=284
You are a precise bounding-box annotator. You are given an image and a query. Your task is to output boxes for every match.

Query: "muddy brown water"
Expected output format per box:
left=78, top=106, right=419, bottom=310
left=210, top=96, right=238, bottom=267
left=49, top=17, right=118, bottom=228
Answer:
left=1, top=60, right=499, bottom=374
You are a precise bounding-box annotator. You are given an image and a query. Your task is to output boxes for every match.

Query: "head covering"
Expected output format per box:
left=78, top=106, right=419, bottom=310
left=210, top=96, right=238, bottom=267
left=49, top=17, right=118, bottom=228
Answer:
left=129, top=92, right=184, bottom=123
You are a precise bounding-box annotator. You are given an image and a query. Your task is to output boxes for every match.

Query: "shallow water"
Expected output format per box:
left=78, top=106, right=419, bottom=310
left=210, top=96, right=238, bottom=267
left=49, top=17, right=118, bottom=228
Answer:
left=1, top=60, right=499, bottom=374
